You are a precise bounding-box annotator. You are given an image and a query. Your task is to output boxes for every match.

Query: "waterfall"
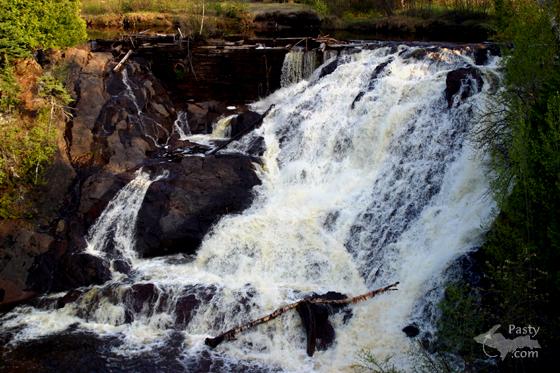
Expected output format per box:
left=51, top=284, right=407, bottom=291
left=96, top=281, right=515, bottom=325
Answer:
left=85, top=169, right=168, bottom=273
left=211, top=115, right=235, bottom=138
left=173, top=111, right=191, bottom=140
left=122, top=68, right=168, bottom=147
left=281, top=49, right=320, bottom=87
left=1, top=45, right=500, bottom=371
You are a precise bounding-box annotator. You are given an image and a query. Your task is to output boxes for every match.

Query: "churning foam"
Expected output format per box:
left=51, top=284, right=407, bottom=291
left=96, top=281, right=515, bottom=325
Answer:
left=1, top=45, right=500, bottom=372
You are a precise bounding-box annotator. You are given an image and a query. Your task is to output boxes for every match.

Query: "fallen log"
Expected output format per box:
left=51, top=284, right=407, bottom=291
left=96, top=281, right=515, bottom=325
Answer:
left=204, top=281, right=399, bottom=350
left=113, top=50, right=133, bottom=73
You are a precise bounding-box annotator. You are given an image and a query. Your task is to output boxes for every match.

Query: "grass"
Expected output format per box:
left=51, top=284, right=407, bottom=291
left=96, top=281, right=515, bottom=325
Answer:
left=82, top=0, right=256, bottom=36
left=80, top=1, right=495, bottom=40
left=81, top=0, right=260, bottom=16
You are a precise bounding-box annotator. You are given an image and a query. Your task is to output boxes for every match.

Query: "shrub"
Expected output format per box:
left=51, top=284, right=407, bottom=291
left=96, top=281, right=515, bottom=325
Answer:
left=0, top=0, right=87, bottom=59
left=0, top=59, right=20, bottom=113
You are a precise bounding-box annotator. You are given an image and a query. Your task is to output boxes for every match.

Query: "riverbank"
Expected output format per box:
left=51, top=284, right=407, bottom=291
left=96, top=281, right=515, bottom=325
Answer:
left=82, top=1, right=496, bottom=42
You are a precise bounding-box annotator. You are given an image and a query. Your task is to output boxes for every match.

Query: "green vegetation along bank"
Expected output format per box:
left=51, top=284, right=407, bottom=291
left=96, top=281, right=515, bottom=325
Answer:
left=0, top=0, right=86, bottom=218
left=80, top=0, right=496, bottom=41
left=437, top=0, right=560, bottom=371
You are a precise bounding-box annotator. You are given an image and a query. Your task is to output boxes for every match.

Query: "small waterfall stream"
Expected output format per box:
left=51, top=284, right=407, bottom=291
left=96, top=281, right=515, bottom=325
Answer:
left=173, top=111, right=192, bottom=140
left=85, top=169, right=168, bottom=274
left=1, top=45, right=501, bottom=371
left=281, top=49, right=321, bottom=87
left=122, top=68, right=169, bottom=146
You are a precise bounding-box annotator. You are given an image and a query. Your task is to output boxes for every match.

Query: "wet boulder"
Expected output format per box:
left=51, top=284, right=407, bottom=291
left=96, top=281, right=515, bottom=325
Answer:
left=403, top=324, right=420, bottom=338
left=445, top=66, right=484, bottom=108
left=137, top=154, right=261, bottom=257
left=174, top=285, right=216, bottom=328
left=53, top=252, right=111, bottom=290
left=296, top=291, right=352, bottom=357
left=229, top=110, right=264, bottom=138
left=317, top=58, right=339, bottom=80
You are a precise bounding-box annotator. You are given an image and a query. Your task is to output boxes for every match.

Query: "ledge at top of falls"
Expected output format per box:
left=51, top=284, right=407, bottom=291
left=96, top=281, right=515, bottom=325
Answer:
left=90, top=35, right=500, bottom=105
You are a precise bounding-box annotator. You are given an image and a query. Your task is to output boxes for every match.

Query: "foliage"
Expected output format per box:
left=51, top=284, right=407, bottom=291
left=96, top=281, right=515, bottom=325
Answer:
left=354, top=350, right=401, bottom=373
left=38, top=73, right=73, bottom=108
left=0, top=109, right=58, bottom=218
left=437, top=281, right=488, bottom=363
left=0, top=0, right=87, bottom=59
left=438, top=0, right=560, bottom=370
left=0, top=0, right=81, bottom=217
left=0, top=58, right=20, bottom=113
left=298, top=0, right=494, bottom=18
left=213, top=1, right=248, bottom=19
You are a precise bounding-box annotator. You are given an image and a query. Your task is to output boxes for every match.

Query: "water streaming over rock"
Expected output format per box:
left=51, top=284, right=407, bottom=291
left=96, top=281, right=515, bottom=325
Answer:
left=281, top=49, right=320, bottom=87
left=85, top=169, right=169, bottom=274
left=173, top=111, right=191, bottom=140
left=1, top=45, right=501, bottom=371
left=122, top=68, right=169, bottom=146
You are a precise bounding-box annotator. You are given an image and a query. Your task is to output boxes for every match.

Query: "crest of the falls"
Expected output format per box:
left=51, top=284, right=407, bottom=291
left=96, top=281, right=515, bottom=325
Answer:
left=1, top=45, right=500, bottom=371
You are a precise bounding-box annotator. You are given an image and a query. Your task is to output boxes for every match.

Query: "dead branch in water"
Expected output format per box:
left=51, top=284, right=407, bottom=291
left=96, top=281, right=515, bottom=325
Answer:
left=113, top=50, right=133, bottom=72
left=204, top=282, right=399, bottom=348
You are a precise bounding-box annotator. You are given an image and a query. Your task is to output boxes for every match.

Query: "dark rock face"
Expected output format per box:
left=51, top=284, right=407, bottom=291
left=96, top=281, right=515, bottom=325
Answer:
left=229, top=110, right=264, bottom=138
left=26, top=252, right=110, bottom=294
left=254, top=10, right=321, bottom=37
left=149, top=46, right=288, bottom=105
left=0, top=221, right=52, bottom=307
left=137, top=155, right=261, bottom=257
left=55, top=253, right=111, bottom=290
left=445, top=67, right=484, bottom=108
left=296, top=292, right=352, bottom=357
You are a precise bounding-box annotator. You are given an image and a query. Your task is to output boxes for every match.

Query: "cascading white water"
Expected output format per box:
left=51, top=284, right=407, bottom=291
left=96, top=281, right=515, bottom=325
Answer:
left=85, top=169, right=168, bottom=273
left=281, top=49, right=320, bottom=87
left=1, top=45, right=501, bottom=371
left=122, top=68, right=169, bottom=146
left=173, top=111, right=191, bottom=140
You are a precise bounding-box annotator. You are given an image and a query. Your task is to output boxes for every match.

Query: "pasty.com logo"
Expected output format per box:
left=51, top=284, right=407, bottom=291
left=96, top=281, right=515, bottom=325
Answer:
left=474, top=324, right=541, bottom=360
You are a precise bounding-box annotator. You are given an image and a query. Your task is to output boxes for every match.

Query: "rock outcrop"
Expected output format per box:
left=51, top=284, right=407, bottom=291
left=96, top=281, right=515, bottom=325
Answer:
left=137, top=155, right=261, bottom=257
left=445, top=66, right=484, bottom=108
left=1, top=46, right=263, bottom=307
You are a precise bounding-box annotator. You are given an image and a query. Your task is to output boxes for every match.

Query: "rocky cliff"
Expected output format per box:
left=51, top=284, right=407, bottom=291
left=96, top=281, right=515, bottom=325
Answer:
left=0, top=47, right=262, bottom=309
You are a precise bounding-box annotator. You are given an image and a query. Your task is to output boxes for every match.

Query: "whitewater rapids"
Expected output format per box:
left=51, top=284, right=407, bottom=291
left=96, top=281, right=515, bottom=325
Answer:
left=0, top=44, right=500, bottom=372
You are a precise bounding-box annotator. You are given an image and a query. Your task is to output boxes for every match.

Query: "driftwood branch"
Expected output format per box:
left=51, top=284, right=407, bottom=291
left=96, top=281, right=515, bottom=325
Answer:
left=205, top=281, right=399, bottom=348
left=113, top=50, right=133, bottom=72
